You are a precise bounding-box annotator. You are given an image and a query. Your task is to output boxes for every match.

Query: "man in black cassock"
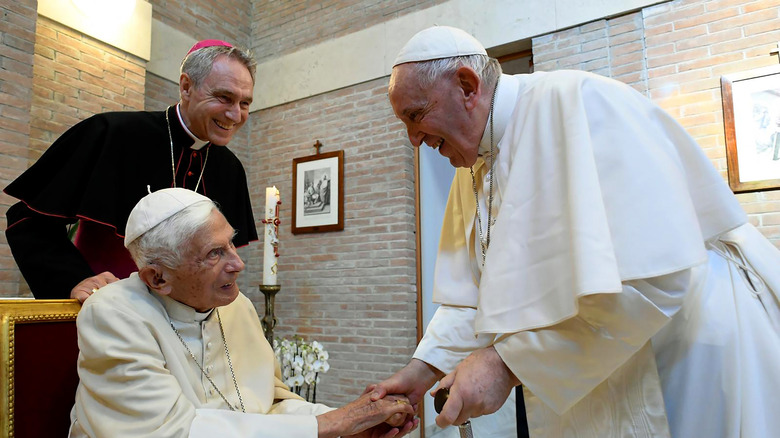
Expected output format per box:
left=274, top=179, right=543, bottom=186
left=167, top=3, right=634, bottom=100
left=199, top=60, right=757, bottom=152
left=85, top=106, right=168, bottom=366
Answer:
left=4, top=40, right=258, bottom=301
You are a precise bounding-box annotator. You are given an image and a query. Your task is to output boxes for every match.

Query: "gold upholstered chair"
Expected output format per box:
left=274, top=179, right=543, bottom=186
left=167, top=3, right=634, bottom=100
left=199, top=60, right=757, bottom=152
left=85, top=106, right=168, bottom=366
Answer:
left=0, top=299, right=81, bottom=438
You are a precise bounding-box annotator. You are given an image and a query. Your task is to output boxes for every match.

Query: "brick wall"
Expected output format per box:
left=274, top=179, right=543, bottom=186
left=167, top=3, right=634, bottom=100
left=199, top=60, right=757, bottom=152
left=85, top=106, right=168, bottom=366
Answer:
left=0, top=0, right=37, bottom=295
left=533, top=14, right=650, bottom=94
left=532, top=0, right=780, bottom=247
left=250, top=0, right=449, bottom=62
left=30, top=17, right=147, bottom=163
left=144, top=73, right=180, bottom=112
left=249, top=77, right=418, bottom=405
left=150, top=0, right=251, bottom=47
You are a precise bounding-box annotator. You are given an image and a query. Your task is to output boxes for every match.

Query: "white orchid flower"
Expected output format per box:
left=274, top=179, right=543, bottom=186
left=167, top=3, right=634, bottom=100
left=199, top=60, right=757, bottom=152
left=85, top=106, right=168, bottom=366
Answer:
left=289, top=373, right=304, bottom=387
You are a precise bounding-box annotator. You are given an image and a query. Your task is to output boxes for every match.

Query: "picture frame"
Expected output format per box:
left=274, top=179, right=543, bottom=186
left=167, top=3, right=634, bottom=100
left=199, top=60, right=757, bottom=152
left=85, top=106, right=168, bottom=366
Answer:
left=720, top=64, right=780, bottom=193
left=291, top=150, right=344, bottom=234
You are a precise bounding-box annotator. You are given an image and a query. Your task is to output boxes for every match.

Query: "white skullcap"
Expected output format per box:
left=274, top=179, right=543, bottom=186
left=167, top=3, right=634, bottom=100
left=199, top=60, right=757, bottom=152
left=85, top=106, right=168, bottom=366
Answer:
left=393, top=26, right=487, bottom=67
left=124, top=188, right=212, bottom=247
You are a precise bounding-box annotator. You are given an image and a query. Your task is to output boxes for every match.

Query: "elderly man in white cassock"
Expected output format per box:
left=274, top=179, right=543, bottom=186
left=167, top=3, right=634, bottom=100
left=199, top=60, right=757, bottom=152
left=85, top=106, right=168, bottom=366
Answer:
left=370, top=26, right=780, bottom=438
left=69, top=188, right=417, bottom=438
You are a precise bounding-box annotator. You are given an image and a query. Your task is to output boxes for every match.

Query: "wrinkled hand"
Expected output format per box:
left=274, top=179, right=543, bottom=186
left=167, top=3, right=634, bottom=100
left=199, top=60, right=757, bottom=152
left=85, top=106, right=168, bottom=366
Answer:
left=345, top=410, right=419, bottom=438
left=317, top=393, right=416, bottom=438
left=368, top=359, right=443, bottom=407
left=432, top=346, right=519, bottom=428
left=70, top=271, right=120, bottom=303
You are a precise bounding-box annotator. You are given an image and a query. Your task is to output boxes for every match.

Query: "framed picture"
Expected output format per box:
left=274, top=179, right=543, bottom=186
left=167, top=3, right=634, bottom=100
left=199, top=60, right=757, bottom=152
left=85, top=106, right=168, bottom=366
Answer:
left=721, top=64, right=780, bottom=193
left=291, top=150, right=344, bottom=234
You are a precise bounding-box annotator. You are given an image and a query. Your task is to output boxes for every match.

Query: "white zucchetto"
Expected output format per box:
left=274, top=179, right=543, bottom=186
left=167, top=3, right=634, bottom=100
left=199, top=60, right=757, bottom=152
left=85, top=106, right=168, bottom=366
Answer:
left=124, top=187, right=211, bottom=247
left=393, top=25, right=487, bottom=67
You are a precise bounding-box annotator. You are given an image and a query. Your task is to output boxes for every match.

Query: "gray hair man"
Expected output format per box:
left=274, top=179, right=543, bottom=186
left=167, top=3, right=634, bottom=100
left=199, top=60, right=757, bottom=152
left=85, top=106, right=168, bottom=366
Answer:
left=69, top=188, right=417, bottom=438
left=371, top=26, right=780, bottom=438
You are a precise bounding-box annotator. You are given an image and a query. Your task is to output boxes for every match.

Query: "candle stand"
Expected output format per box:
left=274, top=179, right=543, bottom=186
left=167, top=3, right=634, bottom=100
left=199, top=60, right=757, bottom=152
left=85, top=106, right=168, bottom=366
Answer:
left=259, top=284, right=281, bottom=344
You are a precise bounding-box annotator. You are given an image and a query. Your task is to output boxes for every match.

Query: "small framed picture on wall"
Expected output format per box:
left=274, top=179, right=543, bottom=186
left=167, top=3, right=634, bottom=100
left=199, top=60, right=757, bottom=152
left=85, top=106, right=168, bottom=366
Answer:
left=291, top=150, right=344, bottom=234
left=721, top=64, right=780, bottom=193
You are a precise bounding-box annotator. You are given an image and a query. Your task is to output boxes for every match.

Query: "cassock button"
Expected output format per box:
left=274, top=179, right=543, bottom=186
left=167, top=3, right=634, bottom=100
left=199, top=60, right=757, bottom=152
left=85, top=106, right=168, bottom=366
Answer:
left=206, top=341, right=213, bottom=350
left=187, top=171, right=194, bottom=176
left=192, top=152, right=197, bottom=157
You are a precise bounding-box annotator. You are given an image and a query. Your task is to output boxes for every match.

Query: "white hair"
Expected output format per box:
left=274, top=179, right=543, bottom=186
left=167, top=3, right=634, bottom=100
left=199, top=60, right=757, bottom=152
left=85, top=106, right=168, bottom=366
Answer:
left=405, top=54, right=502, bottom=89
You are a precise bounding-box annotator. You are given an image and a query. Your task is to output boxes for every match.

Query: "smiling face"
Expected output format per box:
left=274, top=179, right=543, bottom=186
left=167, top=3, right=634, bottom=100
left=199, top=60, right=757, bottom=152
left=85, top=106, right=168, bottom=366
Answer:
left=389, top=63, right=485, bottom=168
left=163, top=210, right=245, bottom=311
left=179, top=55, right=254, bottom=146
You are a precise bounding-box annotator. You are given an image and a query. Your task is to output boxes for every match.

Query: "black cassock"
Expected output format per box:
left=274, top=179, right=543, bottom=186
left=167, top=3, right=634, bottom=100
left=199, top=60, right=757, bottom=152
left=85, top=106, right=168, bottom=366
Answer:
left=5, top=106, right=257, bottom=298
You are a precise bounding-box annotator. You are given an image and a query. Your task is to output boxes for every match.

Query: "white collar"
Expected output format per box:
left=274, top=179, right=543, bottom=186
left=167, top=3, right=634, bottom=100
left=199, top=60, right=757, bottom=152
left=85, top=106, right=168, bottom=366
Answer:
left=154, top=291, right=214, bottom=323
left=176, top=104, right=209, bottom=150
left=478, top=74, right=518, bottom=157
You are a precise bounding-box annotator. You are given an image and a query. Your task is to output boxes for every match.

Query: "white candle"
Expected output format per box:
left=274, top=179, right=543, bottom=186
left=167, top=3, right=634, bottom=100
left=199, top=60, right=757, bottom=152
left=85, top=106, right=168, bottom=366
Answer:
left=263, top=186, right=280, bottom=285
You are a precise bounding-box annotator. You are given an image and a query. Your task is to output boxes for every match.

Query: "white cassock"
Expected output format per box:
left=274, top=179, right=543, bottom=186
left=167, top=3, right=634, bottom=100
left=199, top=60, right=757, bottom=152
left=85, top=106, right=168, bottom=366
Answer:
left=415, top=71, right=780, bottom=437
left=69, top=273, right=332, bottom=438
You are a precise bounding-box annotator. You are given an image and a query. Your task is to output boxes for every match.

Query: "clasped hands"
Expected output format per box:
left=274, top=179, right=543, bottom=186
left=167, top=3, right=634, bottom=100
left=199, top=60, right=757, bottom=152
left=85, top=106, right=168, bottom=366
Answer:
left=317, top=392, right=418, bottom=438
left=368, top=346, right=519, bottom=429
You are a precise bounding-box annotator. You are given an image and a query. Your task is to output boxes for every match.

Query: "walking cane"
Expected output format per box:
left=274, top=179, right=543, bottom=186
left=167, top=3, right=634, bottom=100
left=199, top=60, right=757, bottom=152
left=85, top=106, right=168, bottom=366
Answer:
left=433, top=387, right=474, bottom=438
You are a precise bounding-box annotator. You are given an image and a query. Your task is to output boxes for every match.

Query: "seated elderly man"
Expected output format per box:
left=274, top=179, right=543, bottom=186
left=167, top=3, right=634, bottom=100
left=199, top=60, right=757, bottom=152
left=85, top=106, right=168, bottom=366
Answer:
left=69, top=188, right=416, bottom=438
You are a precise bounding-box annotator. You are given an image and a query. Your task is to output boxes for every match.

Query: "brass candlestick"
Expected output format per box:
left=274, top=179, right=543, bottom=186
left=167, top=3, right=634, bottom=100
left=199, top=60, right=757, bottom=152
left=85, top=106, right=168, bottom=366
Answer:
left=259, top=284, right=281, bottom=344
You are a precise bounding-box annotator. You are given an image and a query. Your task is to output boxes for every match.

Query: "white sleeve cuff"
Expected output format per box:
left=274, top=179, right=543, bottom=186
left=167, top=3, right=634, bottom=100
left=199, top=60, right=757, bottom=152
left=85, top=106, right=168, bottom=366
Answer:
left=414, top=305, right=495, bottom=374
